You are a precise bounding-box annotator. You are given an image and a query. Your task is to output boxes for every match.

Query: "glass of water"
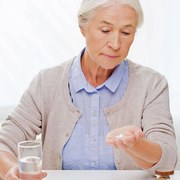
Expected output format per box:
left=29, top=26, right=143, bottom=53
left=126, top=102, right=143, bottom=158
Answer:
left=18, top=140, right=42, bottom=180
left=155, top=168, right=174, bottom=180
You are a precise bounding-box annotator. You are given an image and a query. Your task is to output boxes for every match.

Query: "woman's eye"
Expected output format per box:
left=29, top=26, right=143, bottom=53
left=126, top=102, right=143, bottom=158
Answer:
left=101, top=29, right=110, bottom=33
left=122, top=32, right=130, bottom=36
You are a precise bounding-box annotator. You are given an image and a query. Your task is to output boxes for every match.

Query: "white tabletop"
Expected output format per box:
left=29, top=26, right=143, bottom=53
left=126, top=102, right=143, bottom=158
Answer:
left=44, top=170, right=180, bottom=180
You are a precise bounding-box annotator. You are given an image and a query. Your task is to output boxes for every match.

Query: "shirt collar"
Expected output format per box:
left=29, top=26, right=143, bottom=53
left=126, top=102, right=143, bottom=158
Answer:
left=102, top=61, right=128, bottom=93
left=71, top=49, right=128, bottom=93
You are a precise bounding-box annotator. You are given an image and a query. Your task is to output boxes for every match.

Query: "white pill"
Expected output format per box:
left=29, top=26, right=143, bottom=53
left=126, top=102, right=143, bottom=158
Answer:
left=116, top=134, right=124, bottom=139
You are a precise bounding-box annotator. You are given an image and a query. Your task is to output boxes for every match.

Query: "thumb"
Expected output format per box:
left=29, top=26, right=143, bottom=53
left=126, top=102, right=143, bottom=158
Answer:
left=42, top=171, right=48, bottom=179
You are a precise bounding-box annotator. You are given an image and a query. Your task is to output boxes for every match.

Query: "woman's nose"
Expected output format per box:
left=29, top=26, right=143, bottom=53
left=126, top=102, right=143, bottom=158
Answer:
left=108, top=33, right=121, bottom=50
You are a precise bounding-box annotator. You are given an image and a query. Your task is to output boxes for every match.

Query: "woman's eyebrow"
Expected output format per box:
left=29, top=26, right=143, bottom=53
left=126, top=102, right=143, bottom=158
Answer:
left=100, top=21, right=135, bottom=29
left=124, top=24, right=134, bottom=28
left=100, top=21, right=112, bottom=25
left=121, top=24, right=136, bottom=30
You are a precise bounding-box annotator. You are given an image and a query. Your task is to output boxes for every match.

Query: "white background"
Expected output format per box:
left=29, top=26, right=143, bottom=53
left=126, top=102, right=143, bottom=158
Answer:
left=0, top=0, right=180, bottom=121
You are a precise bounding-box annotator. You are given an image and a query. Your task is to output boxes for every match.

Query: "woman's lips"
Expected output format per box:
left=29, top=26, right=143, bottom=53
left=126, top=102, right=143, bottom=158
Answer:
left=102, top=53, right=119, bottom=59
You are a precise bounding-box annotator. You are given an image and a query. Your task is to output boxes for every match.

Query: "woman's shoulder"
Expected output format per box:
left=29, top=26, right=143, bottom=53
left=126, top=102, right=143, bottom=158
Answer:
left=39, top=58, right=73, bottom=78
left=127, top=59, right=168, bottom=92
left=127, top=59, right=164, bottom=80
left=28, top=58, right=74, bottom=92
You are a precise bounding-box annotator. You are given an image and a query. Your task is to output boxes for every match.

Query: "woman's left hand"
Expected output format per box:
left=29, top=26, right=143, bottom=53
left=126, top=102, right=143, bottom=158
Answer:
left=106, top=125, right=144, bottom=149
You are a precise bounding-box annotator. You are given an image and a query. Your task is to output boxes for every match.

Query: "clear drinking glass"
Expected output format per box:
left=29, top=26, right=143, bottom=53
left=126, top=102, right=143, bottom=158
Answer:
left=18, top=140, right=42, bottom=180
left=155, top=168, right=174, bottom=180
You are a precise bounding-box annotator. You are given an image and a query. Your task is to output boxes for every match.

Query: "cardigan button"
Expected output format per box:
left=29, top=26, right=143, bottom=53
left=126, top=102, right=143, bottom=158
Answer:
left=106, top=111, right=111, bottom=115
left=116, top=160, right=120, bottom=165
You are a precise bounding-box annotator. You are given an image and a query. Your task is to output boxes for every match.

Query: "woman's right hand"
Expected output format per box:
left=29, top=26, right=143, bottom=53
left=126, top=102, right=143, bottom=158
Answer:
left=4, top=166, right=47, bottom=180
left=4, top=166, right=19, bottom=180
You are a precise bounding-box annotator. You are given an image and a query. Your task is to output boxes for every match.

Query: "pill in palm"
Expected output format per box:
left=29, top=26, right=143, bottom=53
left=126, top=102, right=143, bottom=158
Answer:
left=115, top=134, right=124, bottom=139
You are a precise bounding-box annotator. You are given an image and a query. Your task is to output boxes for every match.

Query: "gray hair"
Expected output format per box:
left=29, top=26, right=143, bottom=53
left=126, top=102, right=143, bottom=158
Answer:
left=78, top=0, right=143, bottom=28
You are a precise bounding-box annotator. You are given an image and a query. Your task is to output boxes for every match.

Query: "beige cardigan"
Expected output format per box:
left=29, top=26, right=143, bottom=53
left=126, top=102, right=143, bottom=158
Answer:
left=0, top=59, right=177, bottom=174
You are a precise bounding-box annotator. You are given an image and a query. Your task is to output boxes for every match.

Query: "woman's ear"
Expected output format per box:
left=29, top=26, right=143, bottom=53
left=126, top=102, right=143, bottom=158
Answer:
left=79, top=25, right=85, bottom=37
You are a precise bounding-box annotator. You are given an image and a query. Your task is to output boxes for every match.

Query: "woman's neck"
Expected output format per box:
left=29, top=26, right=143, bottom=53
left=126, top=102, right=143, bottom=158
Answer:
left=81, top=53, right=114, bottom=87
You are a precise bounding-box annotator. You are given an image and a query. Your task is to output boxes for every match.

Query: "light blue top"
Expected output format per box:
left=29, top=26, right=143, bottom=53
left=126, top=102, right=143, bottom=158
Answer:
left=62, top=49, right=129, bottom=170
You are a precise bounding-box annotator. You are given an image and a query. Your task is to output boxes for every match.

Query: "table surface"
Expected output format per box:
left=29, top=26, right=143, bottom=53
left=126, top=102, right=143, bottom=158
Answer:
left=44, top=170, right=180, bottom=180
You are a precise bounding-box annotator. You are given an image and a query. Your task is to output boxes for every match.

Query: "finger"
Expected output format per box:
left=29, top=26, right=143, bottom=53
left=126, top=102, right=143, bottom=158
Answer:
left=106, top=136, right=121, bottom=148
left=19, top=172, right=44, bottom=180
left=116, top=141, right=127, bottom=149
left=122, top=135, right=136, bottom=147
left=107, top=135, right=132, bottom=149
left=42, top=171, right=48, bottom=178
left=4, top=175, right=19, bottom=180
left=134, top=130, right=144, bottom=140
left=105, top=138, right=115, bottom=147
left=115, top=136, right=128, bottom=149
left=10, top=175, right=19, bottom=180
left=109, top=139, right=120, bottom=148
left=4, top=166, right=19, bottom=180
left=124, top=131, right=134, bottom=136
left=105, top=136, right=114, bottom=144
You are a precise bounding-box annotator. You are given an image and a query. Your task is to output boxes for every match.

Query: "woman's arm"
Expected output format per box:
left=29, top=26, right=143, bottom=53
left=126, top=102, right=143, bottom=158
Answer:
left=123, top=138, right=162, bottom=169
left=0, top=151, right=18, bottom=179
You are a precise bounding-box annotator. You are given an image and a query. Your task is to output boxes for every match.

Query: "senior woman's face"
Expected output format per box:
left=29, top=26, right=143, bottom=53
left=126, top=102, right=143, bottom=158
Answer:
left=81, top=4, right=138, bottom=70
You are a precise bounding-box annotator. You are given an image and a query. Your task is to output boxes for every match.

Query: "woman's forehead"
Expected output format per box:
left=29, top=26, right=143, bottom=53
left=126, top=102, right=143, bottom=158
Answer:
left=90, top=5, right=138, bottom=27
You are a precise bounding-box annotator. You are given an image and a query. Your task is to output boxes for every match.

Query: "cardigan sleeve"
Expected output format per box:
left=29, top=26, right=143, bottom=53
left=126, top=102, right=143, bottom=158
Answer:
left=0, top=72, right=43, bottom=156
left=142, top=76, right=177, bottom=174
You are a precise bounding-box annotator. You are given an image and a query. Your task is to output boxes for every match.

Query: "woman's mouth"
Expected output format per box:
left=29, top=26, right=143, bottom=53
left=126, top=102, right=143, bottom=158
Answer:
left=102, top=54, right=120, bottom=59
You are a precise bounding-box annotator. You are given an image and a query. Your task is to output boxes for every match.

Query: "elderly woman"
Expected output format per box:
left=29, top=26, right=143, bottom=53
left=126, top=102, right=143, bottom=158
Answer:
left=0, top=0, right=177, bottom=179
